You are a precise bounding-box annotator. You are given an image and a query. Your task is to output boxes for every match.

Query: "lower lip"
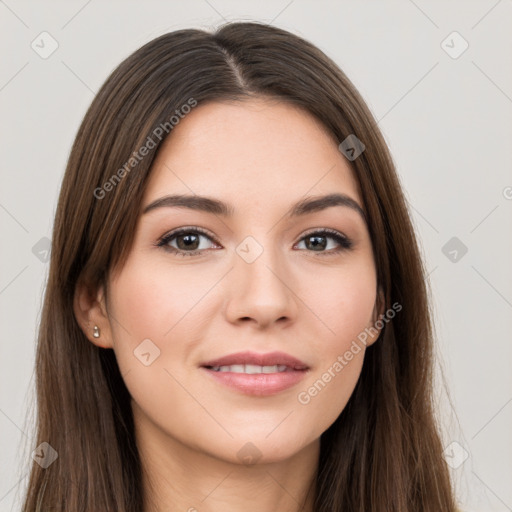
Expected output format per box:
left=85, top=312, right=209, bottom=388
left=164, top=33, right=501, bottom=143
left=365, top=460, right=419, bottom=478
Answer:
left=200, top=367, right=308, bottom=396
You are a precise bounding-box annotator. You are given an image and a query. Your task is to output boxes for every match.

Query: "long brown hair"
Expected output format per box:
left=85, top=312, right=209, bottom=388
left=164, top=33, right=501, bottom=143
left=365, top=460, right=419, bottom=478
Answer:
left=21, top=21, right=457, bottom=511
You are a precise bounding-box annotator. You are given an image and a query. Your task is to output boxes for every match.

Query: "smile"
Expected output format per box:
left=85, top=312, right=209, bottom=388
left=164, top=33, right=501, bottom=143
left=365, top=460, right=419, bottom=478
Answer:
left=207, top=364, right=290, bottom=373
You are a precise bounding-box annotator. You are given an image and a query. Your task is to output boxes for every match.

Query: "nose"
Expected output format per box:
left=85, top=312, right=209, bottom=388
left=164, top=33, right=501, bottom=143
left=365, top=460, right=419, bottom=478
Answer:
left=224, top=241, right=299, bottom=329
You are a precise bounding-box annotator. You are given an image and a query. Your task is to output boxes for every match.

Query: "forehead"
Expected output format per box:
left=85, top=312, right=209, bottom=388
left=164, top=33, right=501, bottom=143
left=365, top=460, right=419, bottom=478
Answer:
left=144, top=98, right=362, bottom=213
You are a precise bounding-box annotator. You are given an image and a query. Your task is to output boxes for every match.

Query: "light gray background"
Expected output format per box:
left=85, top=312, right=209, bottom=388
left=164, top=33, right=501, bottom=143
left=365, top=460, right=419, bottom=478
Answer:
left=1, top=1, right=511, bottom=511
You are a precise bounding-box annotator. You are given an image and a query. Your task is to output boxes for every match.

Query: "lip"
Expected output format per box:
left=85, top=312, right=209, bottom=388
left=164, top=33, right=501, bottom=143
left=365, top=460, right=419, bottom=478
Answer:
left=200, top=350, right=309, bottom=370
left=199, top=351, right=310, bottom=397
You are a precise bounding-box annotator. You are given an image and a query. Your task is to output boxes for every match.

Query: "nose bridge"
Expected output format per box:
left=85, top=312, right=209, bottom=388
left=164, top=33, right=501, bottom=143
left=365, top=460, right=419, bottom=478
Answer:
left=226, top=232, right=297, bottom=325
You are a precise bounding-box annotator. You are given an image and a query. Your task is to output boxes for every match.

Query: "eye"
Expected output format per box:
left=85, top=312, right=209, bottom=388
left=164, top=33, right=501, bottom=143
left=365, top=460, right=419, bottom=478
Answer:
left=294, top=229, right=353, bottom=255
left=156, top=227, right=353, bottom=257
left=156, top=227, right=219, bottom=257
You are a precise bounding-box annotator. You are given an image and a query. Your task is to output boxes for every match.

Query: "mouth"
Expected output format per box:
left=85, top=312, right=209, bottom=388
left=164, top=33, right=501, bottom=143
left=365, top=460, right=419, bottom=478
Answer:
left=204, top=364, right=301, bottom=374
left=199, top=351, right=310, bottom=396
left=200, top=350, right=309, bottom=371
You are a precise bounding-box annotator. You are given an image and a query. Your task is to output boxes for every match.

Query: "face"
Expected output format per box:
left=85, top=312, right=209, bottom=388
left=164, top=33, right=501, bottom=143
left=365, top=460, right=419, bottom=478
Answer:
left=81, top=97, right=383, bottom=465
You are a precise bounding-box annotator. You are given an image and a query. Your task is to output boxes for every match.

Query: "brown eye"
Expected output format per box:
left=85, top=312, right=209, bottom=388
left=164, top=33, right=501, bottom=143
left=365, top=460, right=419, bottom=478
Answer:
left=157, top=227, right=218, bottom=257
left=295, top=230, right=353, bottom=255
left=174, top=232, right=201, bottom=250
left=304, top=234, right=328, bottom=251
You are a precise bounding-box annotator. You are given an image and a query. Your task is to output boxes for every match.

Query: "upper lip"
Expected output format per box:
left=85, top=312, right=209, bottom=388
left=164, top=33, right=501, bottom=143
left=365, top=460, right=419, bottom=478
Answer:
left=200, top=351, right=309, bottom=370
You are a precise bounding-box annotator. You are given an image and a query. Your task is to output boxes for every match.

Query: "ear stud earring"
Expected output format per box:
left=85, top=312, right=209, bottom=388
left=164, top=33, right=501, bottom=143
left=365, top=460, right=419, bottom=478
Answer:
left=93, top=325, right=100, bottom=338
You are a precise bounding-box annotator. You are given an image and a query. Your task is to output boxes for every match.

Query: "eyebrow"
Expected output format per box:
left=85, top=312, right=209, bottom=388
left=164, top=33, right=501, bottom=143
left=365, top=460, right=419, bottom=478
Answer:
left=142, top=193, right=367, bottom=224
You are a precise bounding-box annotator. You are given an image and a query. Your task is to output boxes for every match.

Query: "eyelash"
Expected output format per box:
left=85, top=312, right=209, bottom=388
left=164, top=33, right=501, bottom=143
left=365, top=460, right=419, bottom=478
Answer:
left=155, top=226, right=353, bottom=258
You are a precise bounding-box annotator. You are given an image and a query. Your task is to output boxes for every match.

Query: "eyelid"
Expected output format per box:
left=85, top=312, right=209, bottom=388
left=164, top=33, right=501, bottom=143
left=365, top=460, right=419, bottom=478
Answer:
left=156, top=226, right=220, bottom=249
left=167, top=225, right=217, bottom=240
left=300, top=227, right=346, bottom=239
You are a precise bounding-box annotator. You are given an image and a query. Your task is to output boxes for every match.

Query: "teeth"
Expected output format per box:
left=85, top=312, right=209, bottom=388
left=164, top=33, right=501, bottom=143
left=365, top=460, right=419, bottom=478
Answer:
left=210, top=364, right=289, bottom=373
left=245, top=364, right=264, bottom=374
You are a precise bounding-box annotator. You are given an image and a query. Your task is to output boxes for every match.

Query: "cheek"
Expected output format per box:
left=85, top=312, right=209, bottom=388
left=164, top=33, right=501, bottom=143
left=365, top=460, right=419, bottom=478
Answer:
left=293, top=261, right=376, bottom=419
left=105, top=257, right=223, bottom=401
left=296, top=348, right=364, bottom=437
left=108, top=257, right=214, bottom=343
left=305, top=259, right=377, bottom=345
left=106, top=260, right=213, bottom=440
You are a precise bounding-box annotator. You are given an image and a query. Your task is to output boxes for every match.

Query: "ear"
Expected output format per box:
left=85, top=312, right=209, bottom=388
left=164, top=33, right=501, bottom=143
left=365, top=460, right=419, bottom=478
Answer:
left=365, top=286, right=386, bottom=347
left=73, top=278, right=113, bottom=349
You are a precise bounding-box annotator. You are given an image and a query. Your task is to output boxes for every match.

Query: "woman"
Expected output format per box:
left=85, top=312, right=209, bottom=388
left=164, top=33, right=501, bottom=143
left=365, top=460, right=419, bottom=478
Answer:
left=22, top=21, right=458, bottom=511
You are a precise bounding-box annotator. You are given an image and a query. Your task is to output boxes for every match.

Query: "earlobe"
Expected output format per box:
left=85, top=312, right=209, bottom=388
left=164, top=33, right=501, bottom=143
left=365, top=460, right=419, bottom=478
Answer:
left=73, top=279, right=113, bottom=349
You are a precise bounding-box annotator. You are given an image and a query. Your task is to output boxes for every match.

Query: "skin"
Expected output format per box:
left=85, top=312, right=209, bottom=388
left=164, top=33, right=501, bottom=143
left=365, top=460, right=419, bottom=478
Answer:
left=75, top=97, right=384, bottom=512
